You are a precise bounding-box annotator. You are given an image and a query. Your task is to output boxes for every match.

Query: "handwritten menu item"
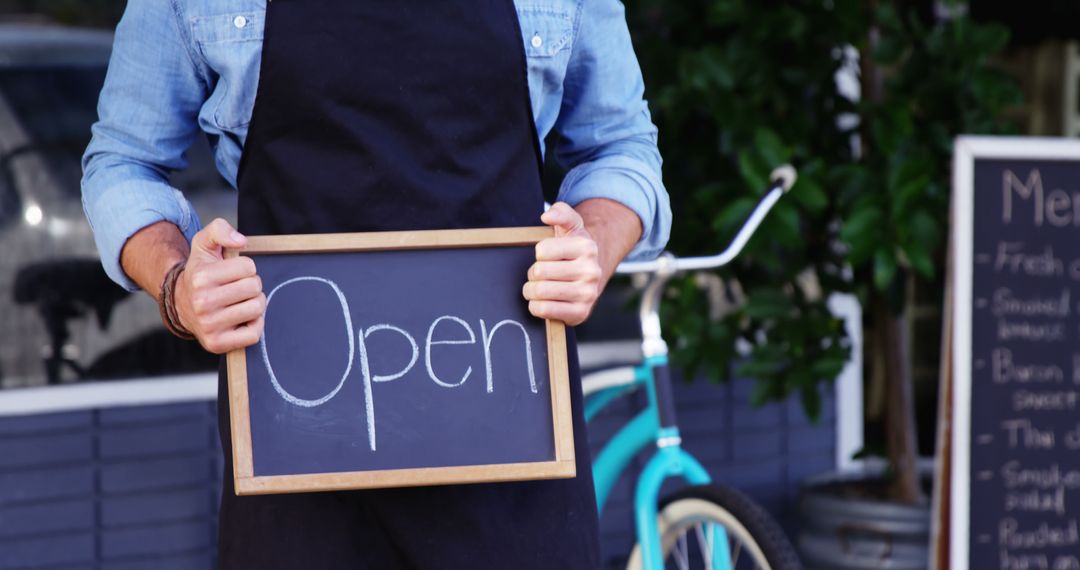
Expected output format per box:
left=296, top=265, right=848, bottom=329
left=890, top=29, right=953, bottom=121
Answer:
left=224, top=227, right=575, bottom=495
left=951, top=137, right=1080, bottom=569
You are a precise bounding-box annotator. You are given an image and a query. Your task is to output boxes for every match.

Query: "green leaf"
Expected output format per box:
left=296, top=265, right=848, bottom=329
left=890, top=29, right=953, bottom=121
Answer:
left=839, top=206, right=883, bottom=246
left=738, top=358, right=786, bottom=379
left=810, top=357, right=847, bottom=380
left=737, top=151, right=770, bottom=193
left=768, top=203, right=802, bottom=248
left=903, top=242, right=935, bottom=278
left=699, top=48, right=736, bottom=90
left=753, top=127, right=789, bottom=167
left=749, top=379, right=775, bottom=407
left=790, top=175, right=828, bottom=213
left=712, top=197, right=757, bottom=235
left=744, top=289, right=793, bottom=319
left=800, top=385, right=823, bottom=423
left=968, top=22, right=1009, bottom=56
left=873, top=249, right=898, bottom=291
left=845, top=239, right=878, bottom=268
left=852, top=444, right=887, bottom=461
left=907, top=209, right=941, bottom=247
left=886, top=153, right=927, bottom=193
left=890, top=175, right=931, bottom=217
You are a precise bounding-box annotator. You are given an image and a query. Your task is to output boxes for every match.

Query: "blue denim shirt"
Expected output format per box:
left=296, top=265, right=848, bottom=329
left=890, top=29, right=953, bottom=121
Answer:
left=82, top=0, right=671, bottom=291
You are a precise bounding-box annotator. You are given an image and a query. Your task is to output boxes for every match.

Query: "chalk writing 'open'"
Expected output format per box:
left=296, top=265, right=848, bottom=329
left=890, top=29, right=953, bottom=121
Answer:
left=258, top=276, right=539, bottom=451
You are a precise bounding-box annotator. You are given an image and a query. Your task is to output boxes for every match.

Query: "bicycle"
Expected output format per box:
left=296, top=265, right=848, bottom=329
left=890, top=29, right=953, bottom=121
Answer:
left=585, top=165, right=803, bottom=570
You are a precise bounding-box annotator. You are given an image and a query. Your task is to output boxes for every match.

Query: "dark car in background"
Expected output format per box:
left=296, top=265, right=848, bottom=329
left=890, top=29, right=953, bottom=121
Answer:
left=0, top=23, right=234, bottom=389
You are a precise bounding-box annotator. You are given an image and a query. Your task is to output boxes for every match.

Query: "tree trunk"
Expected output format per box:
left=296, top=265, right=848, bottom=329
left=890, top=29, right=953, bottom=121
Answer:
left=858, top=0, right=923, bottom=506
left=872, top=292, right=925, bottom=504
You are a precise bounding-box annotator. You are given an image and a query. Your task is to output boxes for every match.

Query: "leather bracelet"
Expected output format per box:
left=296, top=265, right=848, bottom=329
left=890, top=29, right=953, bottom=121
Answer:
left=159, top=260, right=196, bottom=340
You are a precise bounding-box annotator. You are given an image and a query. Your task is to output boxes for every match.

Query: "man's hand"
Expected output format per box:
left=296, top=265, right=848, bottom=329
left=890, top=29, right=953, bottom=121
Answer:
left=524, top=199, right=643, bottom=326
left=174, top=219, right=265, bottom=354
left=524, top=202, right=603, bottom=326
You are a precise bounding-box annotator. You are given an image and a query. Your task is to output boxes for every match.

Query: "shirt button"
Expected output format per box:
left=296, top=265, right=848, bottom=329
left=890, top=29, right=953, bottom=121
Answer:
left=531, top=34, right=543, bottom=48
left=234, top=15, right=247, bottom=28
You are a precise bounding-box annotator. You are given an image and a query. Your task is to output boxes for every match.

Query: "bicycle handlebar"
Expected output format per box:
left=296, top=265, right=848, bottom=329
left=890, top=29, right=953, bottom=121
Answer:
left=615, top=164, right=797, bottom=275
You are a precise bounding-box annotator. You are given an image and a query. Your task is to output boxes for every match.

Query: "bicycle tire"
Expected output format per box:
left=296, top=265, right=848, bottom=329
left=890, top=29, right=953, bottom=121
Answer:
left=626, top=484, right=803, bottom=570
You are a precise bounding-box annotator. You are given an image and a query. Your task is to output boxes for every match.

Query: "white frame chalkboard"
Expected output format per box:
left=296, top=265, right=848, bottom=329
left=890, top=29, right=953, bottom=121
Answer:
left=949, top=136, right=1080, bottom=569
left=224, top=226, right=575, bottom=495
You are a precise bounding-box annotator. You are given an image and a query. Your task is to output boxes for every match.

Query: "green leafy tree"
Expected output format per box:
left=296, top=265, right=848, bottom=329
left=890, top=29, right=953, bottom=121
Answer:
left=627, top=0, right=1020, bottom=503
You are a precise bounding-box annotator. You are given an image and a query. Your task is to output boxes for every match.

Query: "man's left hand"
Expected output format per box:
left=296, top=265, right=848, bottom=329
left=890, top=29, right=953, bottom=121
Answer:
left=524, top=202, right=602, bottom=326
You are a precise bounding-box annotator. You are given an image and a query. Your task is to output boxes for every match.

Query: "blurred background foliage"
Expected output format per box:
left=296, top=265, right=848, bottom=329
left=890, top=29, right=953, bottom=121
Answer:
left=625, top=0, right=1021, bottom=495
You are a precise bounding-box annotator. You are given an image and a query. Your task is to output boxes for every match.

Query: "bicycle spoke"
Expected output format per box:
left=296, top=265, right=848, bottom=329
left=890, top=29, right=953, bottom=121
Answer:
left=676, top=530, right=691, bottom=570
left=706, top=524, right=715, bottom=569
left=693, top=523, right=711, bottom=568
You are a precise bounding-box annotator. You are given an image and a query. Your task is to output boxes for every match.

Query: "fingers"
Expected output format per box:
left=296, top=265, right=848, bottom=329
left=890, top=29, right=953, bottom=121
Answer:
left=523, top=268, right=600, bottom=326
left=188, top=257, right=257, bottom=289
left=528, top=259, right=602, bottom=282
left=201, top=315, right=265, bottom=354
left=191, top=297, right=265, bottom=354
left=535, top=235, right=598, bottom=262
left=183, top=278, right=263, bottom=327
left=528, top=300, right=591, bottom=326
left=190, top=218, right=246, bottom=262
left=212, top=276, right=263, bottom=308
left=523, top=280, right=598, bottom=304
left=184, top=260, right=258, bottom=315
left=203, top=293, right=267, bottom=331
left=541, top=202, right=587, bottom=237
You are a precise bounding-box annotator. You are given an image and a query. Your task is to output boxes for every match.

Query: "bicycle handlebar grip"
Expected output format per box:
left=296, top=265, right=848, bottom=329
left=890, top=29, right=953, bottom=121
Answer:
left=769, top=164, right=797, bottom=193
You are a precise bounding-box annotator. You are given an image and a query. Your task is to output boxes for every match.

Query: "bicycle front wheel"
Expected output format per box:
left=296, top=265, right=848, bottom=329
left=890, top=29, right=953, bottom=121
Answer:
left=626, top=484, right=803, bottom=570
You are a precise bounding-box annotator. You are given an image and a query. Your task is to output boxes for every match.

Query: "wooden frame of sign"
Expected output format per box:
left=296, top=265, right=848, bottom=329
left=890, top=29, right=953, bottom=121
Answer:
left=949, top=137, right=1080, bottom=569
left=224, top=226, right=575, bottom=495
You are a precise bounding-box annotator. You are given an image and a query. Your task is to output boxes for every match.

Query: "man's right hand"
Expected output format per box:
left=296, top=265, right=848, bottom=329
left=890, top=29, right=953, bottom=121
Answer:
left=174, top=219, right=266, bottom=354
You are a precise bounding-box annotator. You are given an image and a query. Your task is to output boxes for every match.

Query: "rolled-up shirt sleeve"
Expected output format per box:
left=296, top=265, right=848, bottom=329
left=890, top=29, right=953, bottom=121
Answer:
left=553, top=0, right=671, bottom=261
left=81, top=0, right=208, bottom=291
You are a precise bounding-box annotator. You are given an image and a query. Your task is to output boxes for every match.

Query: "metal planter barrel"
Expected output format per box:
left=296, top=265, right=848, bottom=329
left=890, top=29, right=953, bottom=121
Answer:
left=797, top=466, right=932, bottom=570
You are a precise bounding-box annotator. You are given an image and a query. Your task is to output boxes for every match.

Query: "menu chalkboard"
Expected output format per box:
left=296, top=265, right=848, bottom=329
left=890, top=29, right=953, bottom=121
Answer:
left=950, top=137, right=1080, bottom=569
left=224, top=227, right=575, bottom=495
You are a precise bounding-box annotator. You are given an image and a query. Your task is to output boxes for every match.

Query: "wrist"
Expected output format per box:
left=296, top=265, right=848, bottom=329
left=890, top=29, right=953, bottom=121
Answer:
left=159, top=260, right=195, bottom=340
left=119, top=221, right=191, bottom=298
left=574, top=198, right=641, bottom=282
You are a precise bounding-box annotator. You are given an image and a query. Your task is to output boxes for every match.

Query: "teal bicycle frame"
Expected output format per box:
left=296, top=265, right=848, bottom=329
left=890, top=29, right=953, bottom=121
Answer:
left=587, top=353, right=732, bottom=570
left=583, top=166, right=795, bottom=570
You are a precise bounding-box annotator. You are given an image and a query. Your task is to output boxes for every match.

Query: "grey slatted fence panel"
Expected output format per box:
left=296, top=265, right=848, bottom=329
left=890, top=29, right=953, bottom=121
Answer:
left=0, top=402, right=219, bottom=570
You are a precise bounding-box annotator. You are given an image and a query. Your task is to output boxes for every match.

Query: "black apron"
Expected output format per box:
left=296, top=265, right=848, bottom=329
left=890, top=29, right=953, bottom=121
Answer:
left=216, top=0, right=600, bottom=568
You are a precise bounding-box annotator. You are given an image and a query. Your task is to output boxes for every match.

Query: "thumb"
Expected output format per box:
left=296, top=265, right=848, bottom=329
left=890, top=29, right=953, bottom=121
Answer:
left=541, top=202, right=588, bottom=238
left=190, top=218, right=246, bottom=263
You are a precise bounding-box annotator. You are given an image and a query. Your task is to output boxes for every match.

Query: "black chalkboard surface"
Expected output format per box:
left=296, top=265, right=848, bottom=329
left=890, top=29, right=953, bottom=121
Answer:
left=950, top=137, right=1080, bottom=569
left=225, top=227, right=575, bottom=495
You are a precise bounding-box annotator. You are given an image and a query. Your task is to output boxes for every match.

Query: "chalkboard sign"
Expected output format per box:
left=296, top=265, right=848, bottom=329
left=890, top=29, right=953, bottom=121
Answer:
left=224, top=227, right=575, bottom=495
left=950, top=137, right=1080, bottom=569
